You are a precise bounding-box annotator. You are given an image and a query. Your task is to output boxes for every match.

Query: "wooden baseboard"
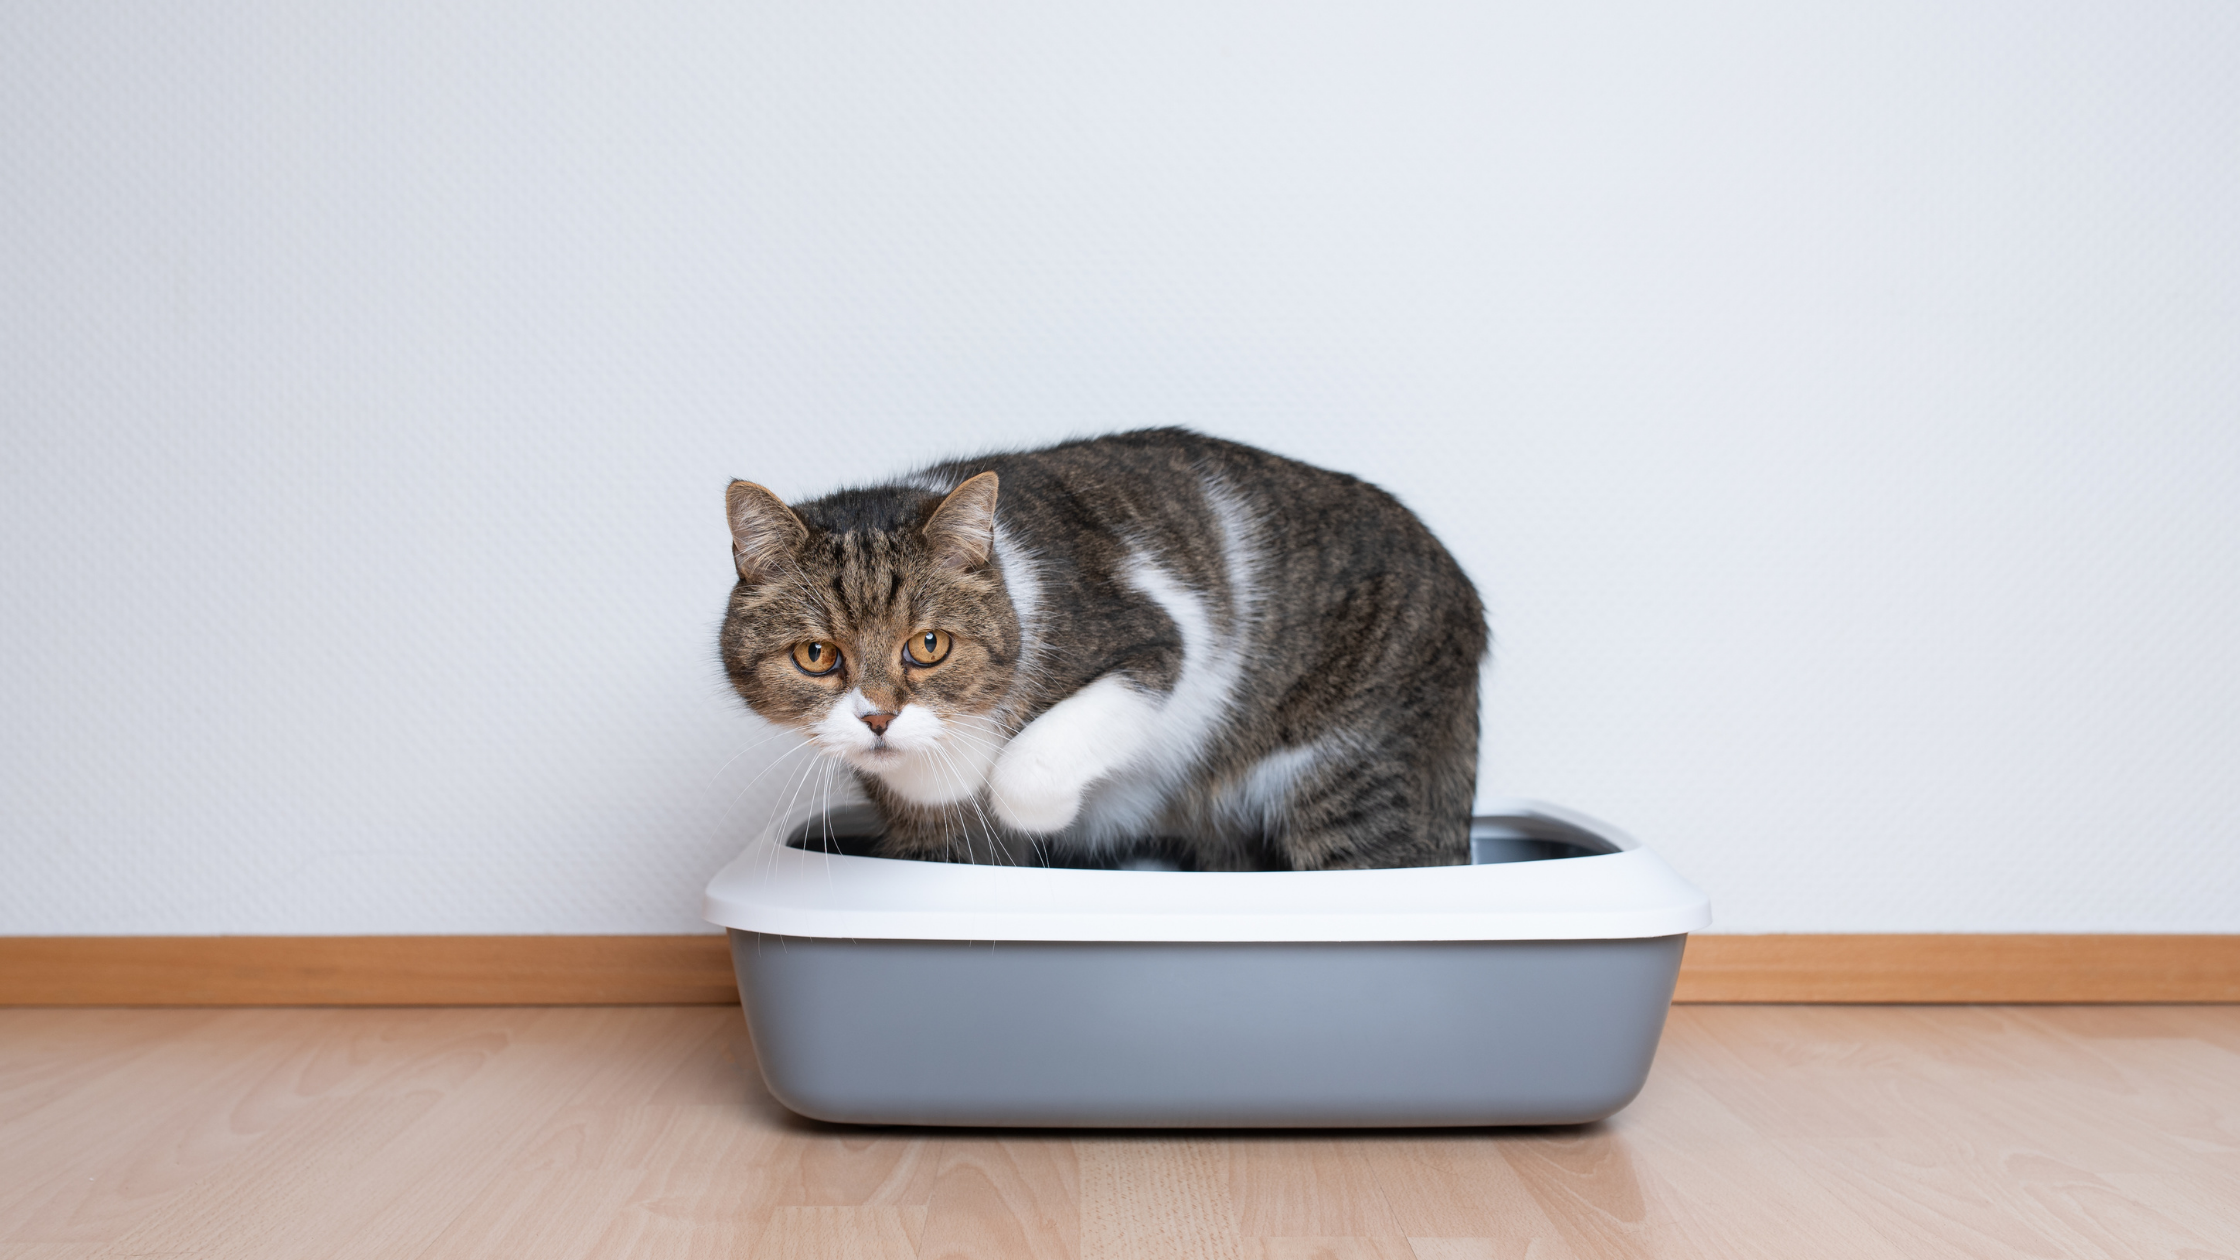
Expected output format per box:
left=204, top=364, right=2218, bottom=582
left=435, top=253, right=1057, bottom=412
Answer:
left=2, top=934, right=2235, bottom=1007
left=0, top=936, right=741, bottom=1007
left=1673, top=934, right=2240, bottom=1003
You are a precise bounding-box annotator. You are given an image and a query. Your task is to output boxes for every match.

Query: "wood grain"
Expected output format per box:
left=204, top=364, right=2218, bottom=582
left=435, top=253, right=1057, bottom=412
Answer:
left=1079, top=1137, right=1240, bottom=1260
left=0, top=935, right=741, bottom=1006
left=920, top=1138, right=1078, bottom=1260
left=1672, top=933, right=2240, bottom=1003
left=2, top=1004, right=2235, bottom=1259
left=4, top=934, right=2238, bottom=1006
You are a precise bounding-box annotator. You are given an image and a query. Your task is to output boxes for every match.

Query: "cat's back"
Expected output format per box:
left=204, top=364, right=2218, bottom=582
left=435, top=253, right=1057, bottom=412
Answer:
left=929, top=428, right=1467, bottom=604
left=929, top=427, right=1431, bottom=543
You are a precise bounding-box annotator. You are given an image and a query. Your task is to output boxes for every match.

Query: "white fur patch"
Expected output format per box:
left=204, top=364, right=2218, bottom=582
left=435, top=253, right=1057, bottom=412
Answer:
left=1199, top=475, right=1263, bottom=639
left=813, top=687, right=1000, bottom=806
left=989, top=674, right=1160, bottom=833
left=1227, top=742, right=1324, bottom=832
left=807, top=687, right=878, bottom=756
left=1058, top=475, right=1265, bottom=847
left=990, top=517, right=1044, bottom=697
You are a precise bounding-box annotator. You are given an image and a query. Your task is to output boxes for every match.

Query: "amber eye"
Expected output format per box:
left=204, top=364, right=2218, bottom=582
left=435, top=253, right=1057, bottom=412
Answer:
left=903, top=629, right=951, bottom=667
left=790, top=641, right=843, bottom=677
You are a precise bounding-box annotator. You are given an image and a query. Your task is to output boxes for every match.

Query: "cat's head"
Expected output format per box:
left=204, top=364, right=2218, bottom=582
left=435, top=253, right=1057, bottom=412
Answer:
left=718, top=472, right=1020, bottom=784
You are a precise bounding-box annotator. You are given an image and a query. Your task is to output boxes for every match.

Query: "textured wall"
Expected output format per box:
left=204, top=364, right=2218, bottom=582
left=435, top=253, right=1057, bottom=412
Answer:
left=5, top=0, right=2237, bottom=934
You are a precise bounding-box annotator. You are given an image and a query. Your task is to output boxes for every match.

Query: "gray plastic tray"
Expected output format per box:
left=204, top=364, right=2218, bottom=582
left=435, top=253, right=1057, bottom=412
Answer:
left=720, top=809, right=1694, bottom=1128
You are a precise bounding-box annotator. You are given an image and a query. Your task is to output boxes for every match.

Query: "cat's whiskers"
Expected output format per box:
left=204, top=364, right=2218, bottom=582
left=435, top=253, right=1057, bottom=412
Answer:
left=714, top=740, right=816, bottom=838
left=939, top=749, right=988, bottom=862
left=818, top=757, right=838, bottom=857
left=815, top=757, right=845, bottom=895
left=915, top=711, right=1066, bottom=865
left=936, top=750, right=974, bottom=863
left=708, top=720, right=807, bottom=786
left=799, top=749, right=837, bottom=857
left=930, top=714, right=1013, bottom=757
left=925, top=736, right=1008, bottom=863
left=741, top=742, right=822, bottom=881
left=768, top=733, right=837, bottom=856
left=763, top=746, right=822, bottom=848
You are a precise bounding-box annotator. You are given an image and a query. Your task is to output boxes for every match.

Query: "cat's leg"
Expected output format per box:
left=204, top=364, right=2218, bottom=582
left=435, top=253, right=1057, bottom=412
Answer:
left=1255, top=564, right=1483, bottom=869
left=1260, top=612, right=1480, bottom=870
left=987, top=674, right=1163, bottom=834
left=1263, top=730, right=1474, bottom=869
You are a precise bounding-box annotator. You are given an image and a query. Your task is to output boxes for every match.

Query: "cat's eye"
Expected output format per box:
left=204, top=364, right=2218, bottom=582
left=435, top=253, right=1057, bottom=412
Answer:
left=903, top=629, right=951, bottom=668
left=790, top=641, right=843, bottom=677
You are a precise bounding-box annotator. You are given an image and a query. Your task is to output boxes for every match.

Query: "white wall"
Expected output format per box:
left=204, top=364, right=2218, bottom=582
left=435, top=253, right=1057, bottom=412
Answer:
left=5, top=0, right=2236, bottom=935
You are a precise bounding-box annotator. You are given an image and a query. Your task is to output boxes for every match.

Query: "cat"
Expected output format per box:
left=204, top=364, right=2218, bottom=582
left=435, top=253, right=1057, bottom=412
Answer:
left=719, top=428, right=1486, bottom=870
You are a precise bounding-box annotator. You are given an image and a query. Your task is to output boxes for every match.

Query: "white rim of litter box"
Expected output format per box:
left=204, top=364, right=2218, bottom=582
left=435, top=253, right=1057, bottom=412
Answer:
left=702, top=798, right=1711, bottom=943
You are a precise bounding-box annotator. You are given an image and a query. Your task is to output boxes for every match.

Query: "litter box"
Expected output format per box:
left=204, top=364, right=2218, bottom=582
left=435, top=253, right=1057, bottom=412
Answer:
left=702, top=799, right=1709, bottom=1128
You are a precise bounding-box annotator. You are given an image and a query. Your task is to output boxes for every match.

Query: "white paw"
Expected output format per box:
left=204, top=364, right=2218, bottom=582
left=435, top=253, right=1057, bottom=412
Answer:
left=989, top=754, right=1084, bottom=834
left=985, top=675, right=1162, bottom=835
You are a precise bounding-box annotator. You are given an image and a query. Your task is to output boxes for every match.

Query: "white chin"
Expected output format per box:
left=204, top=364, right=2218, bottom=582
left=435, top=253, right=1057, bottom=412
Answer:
left=868, top=739, right=1000, bottom=806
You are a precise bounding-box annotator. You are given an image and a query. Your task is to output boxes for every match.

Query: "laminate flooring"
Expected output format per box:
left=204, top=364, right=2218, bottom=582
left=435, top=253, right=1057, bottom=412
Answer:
left=1, top=1004, right=2235, bottom=1258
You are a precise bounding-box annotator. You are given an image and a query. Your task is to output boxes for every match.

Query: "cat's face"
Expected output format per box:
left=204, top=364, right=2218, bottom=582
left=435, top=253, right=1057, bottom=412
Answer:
left=719, top=474, right=1019, bottom=787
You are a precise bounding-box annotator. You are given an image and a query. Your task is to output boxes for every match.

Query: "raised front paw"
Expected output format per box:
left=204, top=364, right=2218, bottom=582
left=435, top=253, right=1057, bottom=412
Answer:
left=988, top=753, right=1084, bottom=834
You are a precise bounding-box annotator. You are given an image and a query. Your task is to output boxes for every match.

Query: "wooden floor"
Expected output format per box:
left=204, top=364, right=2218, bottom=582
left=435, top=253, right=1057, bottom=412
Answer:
left=1, top=1006, right=2235, bottom=1259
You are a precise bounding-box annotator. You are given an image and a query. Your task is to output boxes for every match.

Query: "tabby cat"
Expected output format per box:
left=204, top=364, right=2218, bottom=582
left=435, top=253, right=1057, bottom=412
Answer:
left=719, top=428, right=1485, bottom=870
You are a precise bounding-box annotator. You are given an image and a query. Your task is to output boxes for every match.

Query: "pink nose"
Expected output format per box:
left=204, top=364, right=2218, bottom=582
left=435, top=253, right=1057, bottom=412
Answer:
left=860, top=712, right=896, bottom=737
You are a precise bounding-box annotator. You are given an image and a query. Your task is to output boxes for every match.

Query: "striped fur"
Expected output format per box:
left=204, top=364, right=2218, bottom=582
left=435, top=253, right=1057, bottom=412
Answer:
left=719, top=429, right=1486, bottom=870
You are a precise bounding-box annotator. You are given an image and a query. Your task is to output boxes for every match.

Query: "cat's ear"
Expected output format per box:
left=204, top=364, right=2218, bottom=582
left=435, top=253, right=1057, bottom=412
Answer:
left=923, top=471, right=999, bottom=571
left=726, top=480, right=809, bottom=584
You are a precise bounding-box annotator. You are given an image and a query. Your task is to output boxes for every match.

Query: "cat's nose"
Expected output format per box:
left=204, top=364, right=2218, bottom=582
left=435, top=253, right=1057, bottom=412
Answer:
left=860, top=712, right=896, bottom=737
